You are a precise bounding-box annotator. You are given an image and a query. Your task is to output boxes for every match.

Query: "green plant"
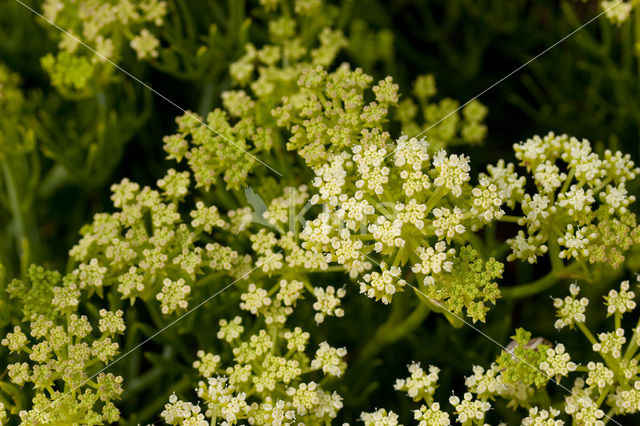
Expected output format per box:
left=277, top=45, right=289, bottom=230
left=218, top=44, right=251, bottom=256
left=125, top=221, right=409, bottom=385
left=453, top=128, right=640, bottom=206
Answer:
left=1, top=1, right=640, bottom=425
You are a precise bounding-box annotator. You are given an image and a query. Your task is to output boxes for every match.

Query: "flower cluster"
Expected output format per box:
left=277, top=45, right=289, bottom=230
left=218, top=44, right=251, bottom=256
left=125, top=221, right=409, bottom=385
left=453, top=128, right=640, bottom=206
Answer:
left=601, top=0, right=633, bottom=25
left=1, top=265, right=125, bottom=424
left=69, top=173, right=250, bottom=312
left=367, top=276, right=640, bottom=424
left=0, top=62, right=23, bottom=118
left=286, top=98, right=503, bottom=321
left=75, top=71, right=640, bottom=336
left=497, top=328, right=551, bottom=388
left=70, top=175, right=356, bottom=325
left=49, top=51, right=640, bottom=426
left=163, top=0, right=487, bottom=190
left=553, top=283, right=590, bottom=329
left=66, top=0, right=640, bottom=339
left=161, top=291, right=345, bottom=425
left=394, top=362, right=440, bottom=403
left=500, top=132, right=640, bottom=269
left=40, top=0, right=166, bottom=94
left=0, top=61, right=30, bottom=156
left=161, top=0, right=350, bottom=189
left=395, top=73, right=488, bottom=149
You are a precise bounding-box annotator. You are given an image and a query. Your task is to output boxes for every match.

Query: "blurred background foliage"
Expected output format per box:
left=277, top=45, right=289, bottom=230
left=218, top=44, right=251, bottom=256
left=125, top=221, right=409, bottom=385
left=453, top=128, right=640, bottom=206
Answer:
left=1, top=0, right=640, bottom=423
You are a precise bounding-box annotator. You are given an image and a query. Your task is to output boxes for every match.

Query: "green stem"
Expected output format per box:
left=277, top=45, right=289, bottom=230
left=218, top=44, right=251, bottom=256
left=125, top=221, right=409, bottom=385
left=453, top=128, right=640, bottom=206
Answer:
left=603, top=407, right=616, bottom=425
left=423, top=186, right=446, bottom=216
left=560, top=168, right=575, bottom=194
left=1, top=158, right=28, bottom=274
left=194, top=271, right=224, bottom=287
left=596, top=385, right=610, bottom=407
left=578, top=323, right=618, bottom=375
left=548, top=236, right=563, bottom=271
left=498, top=215, right=523, bottom=224
left=501, top=262, right=581, bottom=299
left=197, top=81, right=216, bottom=117
left=623, top=313, right=640, bottom=360
left=577, top=322, right=598, bottom=346
left=356, top=303, right=430, bottom=363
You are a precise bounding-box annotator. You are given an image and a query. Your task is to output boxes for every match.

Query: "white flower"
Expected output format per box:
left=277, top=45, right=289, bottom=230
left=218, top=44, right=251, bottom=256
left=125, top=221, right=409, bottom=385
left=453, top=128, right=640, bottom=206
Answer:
left=557, top=225, right=594, bottom=260
left=522, top=407, right=563, bottom=426
left=449, top=392, right=490, bottom=423
left=287, top=382, right=320, bottom=416
left=360, top=408, right=401, bottom=426
left=482, top=160, right=525, bottom=208
left=564, top=384, right=605, bottom=426
left=156, top=278, right=191, bottom=314
left=311, top=342, right=347, bottom=377
left=432, top=207, right=465, bottom=239
left=161, top=393, right=206, bottom=424
left=464, top=364, right=503, bottom=398
left=592, top=329, right=626, bottom=359
left=432, top=150, right=471, bottom=197
left=539, top=344, right=576, bottom=379
left=360, top=263, right=406, bottom=304
left=604, top=280, right=637, bottom=316
left=130, top=29, right=160, bottom=59
left=217, top=317, right=244, bottom=342
left=240, top=283, right=272, bottom=314
left=75, top=258, right=107, bottom=288
left=412, top=241, right=455, bottom=276
left=600, top=183, right=636, bottom=214
left=557, top=185, right=595, bottom=216
left=553, top=284, right=589, bottom=329
left=311, top=154, right=348, bottom=206
left=368, top=217, right=405, bottom=252
left=400, top=169, right=431, bottom=197
left=193, top=350, right=221, bottom=378
left=277, top=279, right=305, bottom=306
left=506, top=231, right=548, bottom=264
left=609, top=381, right=640, bottom=414
left=312, top=286, right=345, bottom=323
left=352, top=144, right=390, bottom=195
left=394, top=362, right=440, bottom=401
left=394, top=135, right=430, bottom=170
left=586, top=362, right=615, bottom=389
left=520, top=193, right=554, bottom=231
left=396, top=199, right=427, bottom=230
left=338, top=197, right=375, bottom=230
left=471, top=177, right=504, bottom=222
left=602, top=0, right=633, bottom=25
left=533, top=161, right=566, bottom=194
left=413, top=403, right=451, bottom=426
